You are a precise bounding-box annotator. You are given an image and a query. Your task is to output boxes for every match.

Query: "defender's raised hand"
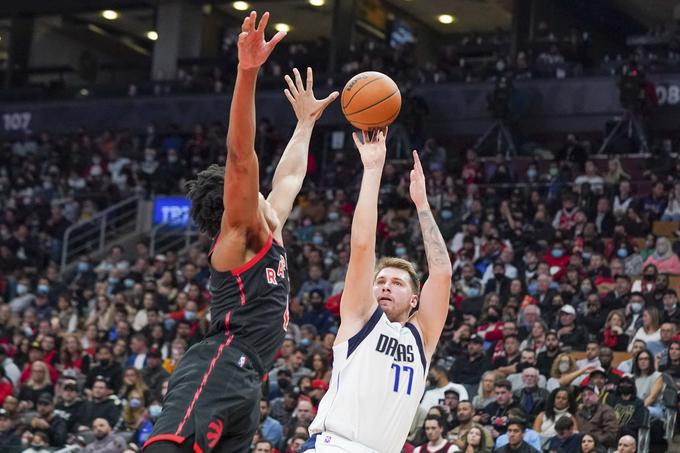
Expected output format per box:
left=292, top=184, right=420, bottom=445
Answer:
left=352, top=128, right=388, bottom=171
left=284, top=67, right=339, bottom=124
left=409, top=150, right=429, bottom=209
left=237, top=11, right=286, bottom=70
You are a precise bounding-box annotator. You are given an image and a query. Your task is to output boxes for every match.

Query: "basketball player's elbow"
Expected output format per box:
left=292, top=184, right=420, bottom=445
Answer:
left=350, top=237, right=373, bottom=252
left=226, top=138, right=254, bottom=159
left=432, top=266, right=453, bottom=280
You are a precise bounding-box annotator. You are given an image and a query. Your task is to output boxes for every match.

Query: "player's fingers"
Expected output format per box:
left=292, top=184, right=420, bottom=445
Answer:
left=413, top=150, right=422, bottom=172
left=306, top=67, right=313, bottom=91
left=267, top=30, right=287, bottom=50
left=284, top=89, right=295, bottom=105
left=361, top=130, right=368, bottom=144
left=241, top=15, right=250, bottom=33
left=284, top=74, right=298, bottom=96
left=352, top=132, right=362, bottom=148
left=248, top=11, right=257, bottom=32
left=321, top=91, right=339, bottom=107
left=293, top=68, right=304, bottom=93
left=255, top=11, right=267, bottom=33
left=238, top=32, right=248, bottom=43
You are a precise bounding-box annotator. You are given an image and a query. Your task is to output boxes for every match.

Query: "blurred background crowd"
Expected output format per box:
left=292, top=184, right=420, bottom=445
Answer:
left=3, top=1, right=680, bottom=453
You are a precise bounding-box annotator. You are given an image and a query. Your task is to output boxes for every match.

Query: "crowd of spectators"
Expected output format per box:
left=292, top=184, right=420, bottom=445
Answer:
left=4, top=82, right=680, bottom=453
left=7, top=12, right=680, bottom=102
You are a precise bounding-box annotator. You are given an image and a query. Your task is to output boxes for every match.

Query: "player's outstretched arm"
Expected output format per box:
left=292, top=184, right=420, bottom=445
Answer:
left=223, top=11, right=285, bottom=231
left=337, top=130, right=387, bottom=339
left=268, top=67, right=338, bottom=241
left=410, top=150, right=453, bottom=357
left=213, top=11, right=284, bottom=271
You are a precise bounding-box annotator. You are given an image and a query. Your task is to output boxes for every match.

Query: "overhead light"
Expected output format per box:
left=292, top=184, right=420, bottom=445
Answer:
left=438, top=14, right=455, bottom=24
left=146, top=31, right=158, bottom=41
left=309, top=0, right=325, bottom=6
left=202, top=4, right=212, bottom=14
left=101, top=10, right=119, bottom=20
left=79, top=88, right=90, bottom=96
left=274, top=23, right=290, bottom=33
left=233, top=1, right=250, bottom=11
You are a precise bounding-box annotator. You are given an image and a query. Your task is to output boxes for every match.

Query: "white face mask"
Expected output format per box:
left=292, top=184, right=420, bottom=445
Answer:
left=559, top=362, right=570, bottom=373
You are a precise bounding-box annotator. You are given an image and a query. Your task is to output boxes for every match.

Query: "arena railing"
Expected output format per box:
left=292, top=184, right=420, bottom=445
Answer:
left=149, top=219, right=199, bottom=258
left=60, top=195, right=144, bottom=272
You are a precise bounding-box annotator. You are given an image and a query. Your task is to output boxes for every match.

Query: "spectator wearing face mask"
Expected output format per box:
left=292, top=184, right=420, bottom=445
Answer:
left=298, top=289, right=336, bottom=335
left=421, top=365, right=468, bottom=412
left=85, top=346, right=122, bottom=393
left=604, top=375, right=647, bottom=439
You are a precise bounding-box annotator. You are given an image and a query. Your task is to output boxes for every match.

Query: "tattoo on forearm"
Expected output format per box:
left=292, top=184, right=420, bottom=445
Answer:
left=417, top=210, right=449, bottom=267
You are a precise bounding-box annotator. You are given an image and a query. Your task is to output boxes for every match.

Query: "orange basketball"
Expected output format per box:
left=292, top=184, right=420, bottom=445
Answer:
left=341, top=71, right=401, bottom=130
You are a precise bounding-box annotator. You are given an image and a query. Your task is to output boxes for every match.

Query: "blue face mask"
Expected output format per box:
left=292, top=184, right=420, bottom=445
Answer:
left=300, top=338, right=312, bottom=347
left=107, top=278, right=118, bottom=286
left=328, top=212, right=339, bottom=221
left=551, top=249, right=563, bottom=258
left=37, top=284, right=49, bottom=294
left=581, top=252, right=591, bottom=261
left=441, top=210, right=453, bottom=220
left=631, top=303, right=643, bottom=313
left=129, top=398, right=142, bottom=409
left=78, top=262, right=90, bottom=272
left=149, top=404, right=162, bottom=418
left=124, top=278, right=135, bottom=289
left=527, top=169, right=537, bottom=179
left=617, top=248, right=628, bottom=258
left=184, top=310, right=196, bottom=321
left=312, top=235, right=324, bottom=246
left=395, top=247, right=407, bottom=257
left=467, top=287, right=480, bottom=298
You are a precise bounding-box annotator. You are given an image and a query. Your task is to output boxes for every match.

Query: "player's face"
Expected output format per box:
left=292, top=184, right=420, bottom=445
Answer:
left=424, top=420, right=443, bottom=441
left=373, top=267, right=417, bottom=323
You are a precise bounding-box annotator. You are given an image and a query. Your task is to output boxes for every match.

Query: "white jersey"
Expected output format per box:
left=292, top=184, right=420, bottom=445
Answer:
left=310, top=307, right=429, bottom=453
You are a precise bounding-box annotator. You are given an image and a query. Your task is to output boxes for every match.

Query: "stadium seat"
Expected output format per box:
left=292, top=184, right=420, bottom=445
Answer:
left=652, top=221, right=680, bottom=238
left=662, top=372, right=678, bottom=442
left=637, top=407, right=650, bottom=453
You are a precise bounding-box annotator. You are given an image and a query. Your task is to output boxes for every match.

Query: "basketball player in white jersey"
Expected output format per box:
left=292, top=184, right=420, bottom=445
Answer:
left=303, top=130, right=453, bottom=453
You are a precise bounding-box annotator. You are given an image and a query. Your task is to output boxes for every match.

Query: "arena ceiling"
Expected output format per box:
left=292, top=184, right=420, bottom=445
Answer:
left=0, top=0, right=675, bottom=44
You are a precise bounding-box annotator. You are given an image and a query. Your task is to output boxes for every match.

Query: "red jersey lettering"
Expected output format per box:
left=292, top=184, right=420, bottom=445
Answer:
left=266, top=268, right=277, bottom=285
left=277, top=255, right=286, bottom=278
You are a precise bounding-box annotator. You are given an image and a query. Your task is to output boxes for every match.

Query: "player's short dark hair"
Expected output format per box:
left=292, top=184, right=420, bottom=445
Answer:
left=184, top=164, right=225, bottom=238
left=424, top=415, right=444, bottom=429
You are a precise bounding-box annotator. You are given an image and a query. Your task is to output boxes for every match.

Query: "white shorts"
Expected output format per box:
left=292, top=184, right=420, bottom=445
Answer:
left=302, top=432, right=379, bottom=453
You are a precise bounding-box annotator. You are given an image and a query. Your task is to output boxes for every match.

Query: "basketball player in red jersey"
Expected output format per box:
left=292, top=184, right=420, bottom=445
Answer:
left=143, top=11, right=338, bottom=453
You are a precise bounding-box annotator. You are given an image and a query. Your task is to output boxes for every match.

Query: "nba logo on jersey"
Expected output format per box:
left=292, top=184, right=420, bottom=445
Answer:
left=323, top=435, right=331, bottom=444
left=237, top=355, right=247, bottom=368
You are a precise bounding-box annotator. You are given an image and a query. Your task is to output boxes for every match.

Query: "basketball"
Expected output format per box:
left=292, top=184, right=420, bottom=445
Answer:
left=341, top=71, right=402, bottom=130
